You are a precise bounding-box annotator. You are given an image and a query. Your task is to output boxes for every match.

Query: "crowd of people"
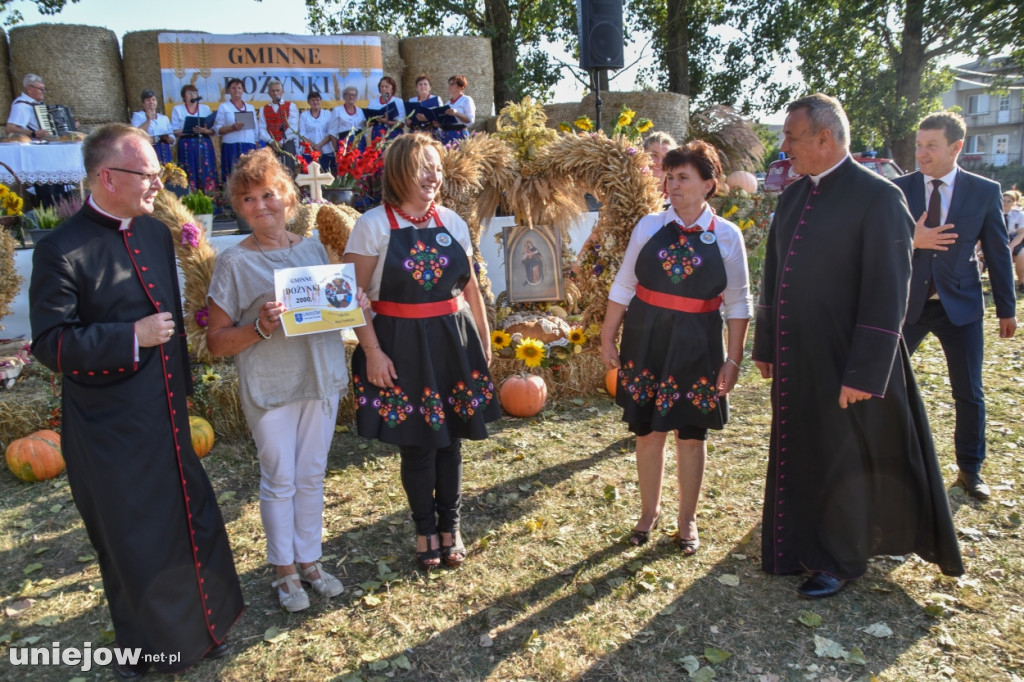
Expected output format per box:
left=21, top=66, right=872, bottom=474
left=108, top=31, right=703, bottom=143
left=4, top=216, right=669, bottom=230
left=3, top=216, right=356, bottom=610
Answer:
left=23, top=87, right=1020, bottom=677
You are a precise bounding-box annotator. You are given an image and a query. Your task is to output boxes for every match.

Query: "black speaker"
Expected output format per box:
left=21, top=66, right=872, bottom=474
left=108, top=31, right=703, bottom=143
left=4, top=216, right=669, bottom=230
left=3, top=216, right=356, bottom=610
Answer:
left=577, top=0, right=624, bottom=70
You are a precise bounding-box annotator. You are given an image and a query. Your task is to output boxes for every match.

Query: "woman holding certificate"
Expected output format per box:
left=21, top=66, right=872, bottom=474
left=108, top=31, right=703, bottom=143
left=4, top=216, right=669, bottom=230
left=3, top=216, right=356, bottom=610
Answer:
left=206, top=148, right=357, bottom=612
left=171, top=84, right=218, bottom=193
left=215, top=78, right=258, bottom=182
left=344, top=133, right=498, bottom=571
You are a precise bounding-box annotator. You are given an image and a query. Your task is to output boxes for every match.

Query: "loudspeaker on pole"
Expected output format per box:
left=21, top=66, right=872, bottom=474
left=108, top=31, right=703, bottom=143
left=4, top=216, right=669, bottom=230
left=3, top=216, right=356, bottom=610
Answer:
left=577, top=0, right=624, bottom=70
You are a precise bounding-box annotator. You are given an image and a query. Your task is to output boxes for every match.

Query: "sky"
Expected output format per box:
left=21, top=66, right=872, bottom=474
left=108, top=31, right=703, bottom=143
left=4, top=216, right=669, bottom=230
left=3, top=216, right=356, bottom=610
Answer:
left=11, top=0, right=777, bottom=120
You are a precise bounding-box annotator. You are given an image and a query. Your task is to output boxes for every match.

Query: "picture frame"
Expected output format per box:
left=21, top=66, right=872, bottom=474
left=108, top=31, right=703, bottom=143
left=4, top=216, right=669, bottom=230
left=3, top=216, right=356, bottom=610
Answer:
left=502, top=224, right=564, bottom=303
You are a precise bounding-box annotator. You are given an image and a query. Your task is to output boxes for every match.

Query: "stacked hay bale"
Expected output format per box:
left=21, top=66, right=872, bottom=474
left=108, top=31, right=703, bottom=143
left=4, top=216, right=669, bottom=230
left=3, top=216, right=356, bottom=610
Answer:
left=9, top=24, right=128, bottom=129
left=399, top=35, right=494, bottom=121
left=122, top=29, right=192, bottom=117
left=542, top=91, right=689, bottom=143
left=350, top=32, right=404, bottom=99
left=0, top=30, right=12, bottom=126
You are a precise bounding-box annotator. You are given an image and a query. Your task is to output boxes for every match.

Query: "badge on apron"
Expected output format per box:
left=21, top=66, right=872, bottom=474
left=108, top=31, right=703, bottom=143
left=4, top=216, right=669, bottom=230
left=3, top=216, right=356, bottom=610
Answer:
left=700, top=231, right=717, bottom=245
left=436, top=233, right=452, bottom=247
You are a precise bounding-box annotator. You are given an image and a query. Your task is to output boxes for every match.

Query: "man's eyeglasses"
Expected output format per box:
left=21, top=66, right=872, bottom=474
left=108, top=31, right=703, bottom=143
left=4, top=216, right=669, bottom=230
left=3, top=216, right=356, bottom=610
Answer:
left=29, top=84, right=46, bottom=93
left=105, top=167, right=162, bottom=185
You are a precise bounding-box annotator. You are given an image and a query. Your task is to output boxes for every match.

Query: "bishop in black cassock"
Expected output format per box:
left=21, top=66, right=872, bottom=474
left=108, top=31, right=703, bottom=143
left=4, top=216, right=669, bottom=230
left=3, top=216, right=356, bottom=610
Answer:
left=752, top=95, right=963, bottom=599
left=29, top=124, right=243, bottom=674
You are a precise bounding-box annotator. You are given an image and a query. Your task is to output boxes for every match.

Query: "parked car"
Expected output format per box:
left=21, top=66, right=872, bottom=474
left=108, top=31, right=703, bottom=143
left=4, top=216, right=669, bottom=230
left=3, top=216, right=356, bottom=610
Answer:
left=763, top=151, right=904, bottom=192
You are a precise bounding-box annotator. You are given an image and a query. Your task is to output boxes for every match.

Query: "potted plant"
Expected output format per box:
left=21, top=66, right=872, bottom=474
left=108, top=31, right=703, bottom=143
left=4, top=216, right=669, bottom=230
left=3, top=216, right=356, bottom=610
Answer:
left=181, top=190, right=215, bottom=239
left=26, top=205, right=61, bottom=246
left=0, top=181, right=25, bottom=246
left=323, top=130, right=388, bottom=206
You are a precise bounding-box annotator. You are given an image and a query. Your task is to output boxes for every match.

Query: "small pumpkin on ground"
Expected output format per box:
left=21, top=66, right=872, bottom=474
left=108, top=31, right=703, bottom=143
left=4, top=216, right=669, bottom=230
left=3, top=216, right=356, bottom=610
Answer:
left=499, top=374, right=548, bottom=418
left=5, top=429, right=64, bottom=482
left=189, top=416, right=215, bottom=458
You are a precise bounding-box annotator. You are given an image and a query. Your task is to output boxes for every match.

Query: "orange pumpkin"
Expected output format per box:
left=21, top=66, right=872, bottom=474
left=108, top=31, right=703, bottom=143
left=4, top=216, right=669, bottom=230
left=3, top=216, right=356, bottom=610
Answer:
left=605, top=367, right=618, bottom=398
left=189, top=416, right=215, bottom=458
left=726, top=170, right=758, bottom=194
left=499, top=374, right=548, bottom=418
left=5, top=429, right=64, bottom=482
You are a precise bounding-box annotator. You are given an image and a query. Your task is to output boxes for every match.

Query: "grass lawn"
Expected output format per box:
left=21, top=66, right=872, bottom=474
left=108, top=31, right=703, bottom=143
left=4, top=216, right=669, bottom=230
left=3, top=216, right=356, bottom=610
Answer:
left=1, top=313, right=1022, bottom=681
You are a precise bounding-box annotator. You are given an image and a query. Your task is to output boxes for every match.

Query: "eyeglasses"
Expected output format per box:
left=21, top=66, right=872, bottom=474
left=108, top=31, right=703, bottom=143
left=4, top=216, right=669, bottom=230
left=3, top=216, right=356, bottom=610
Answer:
left=105, top=167, right=162, bottom=185
left=30, top=84, right=46, bottom=93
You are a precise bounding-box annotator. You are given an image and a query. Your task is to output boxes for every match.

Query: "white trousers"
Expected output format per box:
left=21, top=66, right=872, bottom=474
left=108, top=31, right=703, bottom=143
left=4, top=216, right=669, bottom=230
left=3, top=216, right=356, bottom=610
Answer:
left=251, top=395, right=339, bottom=566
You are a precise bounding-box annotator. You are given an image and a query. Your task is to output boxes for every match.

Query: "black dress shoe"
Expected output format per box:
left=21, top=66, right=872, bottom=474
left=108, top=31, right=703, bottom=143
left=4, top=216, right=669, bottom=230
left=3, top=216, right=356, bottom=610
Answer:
left=955, top=471, right=990, bottom=500
left=205, top=640, right=231, bottom=660
left=112, top=659, right=150, bottom=679
left=798, top=572, right=847, bottom=599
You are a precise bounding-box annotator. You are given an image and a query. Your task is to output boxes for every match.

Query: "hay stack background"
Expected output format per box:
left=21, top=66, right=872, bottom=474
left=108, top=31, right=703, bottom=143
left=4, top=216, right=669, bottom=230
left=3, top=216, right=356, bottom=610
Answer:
left=400, top=35, right=494, bottom=121
left=350, top=32, right=404, bottom=98
left=9, top=24, right=128, bottom=128
left=542, top=91, right=690, bottom=142
left=122, top=29, right=199, bottom=116
left=0, top=30, right=12, bottom=126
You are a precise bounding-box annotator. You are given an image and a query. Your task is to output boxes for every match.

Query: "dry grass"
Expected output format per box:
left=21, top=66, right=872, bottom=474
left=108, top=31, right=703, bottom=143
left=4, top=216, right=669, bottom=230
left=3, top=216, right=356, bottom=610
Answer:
left=0, top=310, right=1022, bottom=681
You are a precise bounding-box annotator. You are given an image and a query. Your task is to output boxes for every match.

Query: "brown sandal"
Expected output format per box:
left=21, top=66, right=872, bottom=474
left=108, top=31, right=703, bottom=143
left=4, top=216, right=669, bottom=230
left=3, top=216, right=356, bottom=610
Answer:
left=628, top=515, right=660, bottom=546
left=672, top=532, right=700, bottom=556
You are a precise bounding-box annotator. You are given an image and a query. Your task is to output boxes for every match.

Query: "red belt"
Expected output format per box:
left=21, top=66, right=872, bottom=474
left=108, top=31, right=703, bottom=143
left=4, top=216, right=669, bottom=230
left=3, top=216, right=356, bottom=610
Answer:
left=635, top=284, right=722, bottom=313
left=371, top=294, right=463, bottom=318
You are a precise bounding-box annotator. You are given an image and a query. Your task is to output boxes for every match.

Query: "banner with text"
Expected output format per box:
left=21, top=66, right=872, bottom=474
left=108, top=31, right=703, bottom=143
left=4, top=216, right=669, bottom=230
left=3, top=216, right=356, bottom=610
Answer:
left=157, top=33, right=383, bottom=114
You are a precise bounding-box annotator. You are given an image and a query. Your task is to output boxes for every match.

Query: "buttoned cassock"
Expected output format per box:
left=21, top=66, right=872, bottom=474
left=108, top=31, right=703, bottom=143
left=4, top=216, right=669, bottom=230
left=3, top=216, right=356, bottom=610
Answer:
left=29, top=203, right=244, bottom=673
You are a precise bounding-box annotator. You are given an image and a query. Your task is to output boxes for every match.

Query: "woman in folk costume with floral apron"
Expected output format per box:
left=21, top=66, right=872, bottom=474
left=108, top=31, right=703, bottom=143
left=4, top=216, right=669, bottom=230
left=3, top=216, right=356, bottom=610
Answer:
left=601, top=141, right=752, bottom=555
left=344, top=133, right=498, bottom=570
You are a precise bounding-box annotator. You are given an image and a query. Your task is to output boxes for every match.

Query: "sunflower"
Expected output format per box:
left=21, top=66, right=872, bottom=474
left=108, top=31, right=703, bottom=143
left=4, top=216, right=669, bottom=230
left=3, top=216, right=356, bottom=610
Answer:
left=201, top=366, right=221, bottom=383
left=636, top=119, right=653, bottom=133
left=568, top=327, right=587, bottom=345
left=491, top=329, right=511, bottom=350
left=515, top=338, right=546, bottom=368
left=722, top=205, right=739, bottom=218
left=617, top=108, right=635, bottom=127
left=558, top=122, right=572, bottom=134
left=573, top=116, right=594, bottom=132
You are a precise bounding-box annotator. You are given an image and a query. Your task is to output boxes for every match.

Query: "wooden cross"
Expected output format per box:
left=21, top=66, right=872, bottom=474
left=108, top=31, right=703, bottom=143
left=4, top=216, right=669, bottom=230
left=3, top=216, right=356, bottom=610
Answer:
left=294, top=161, right=335, bottom=201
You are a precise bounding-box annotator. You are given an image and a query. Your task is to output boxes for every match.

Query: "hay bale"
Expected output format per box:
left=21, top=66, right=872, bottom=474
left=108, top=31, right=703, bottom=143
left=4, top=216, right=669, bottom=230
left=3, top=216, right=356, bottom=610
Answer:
left=0, top=30, right=12, bottom=126
left=399, top=35, right=494, bottom=120
left=582, top=90, right=689, bottom=143
left=350, top=32, right=404, bottom=99
left=9, top=23, right=127, bottom=127
left=123, top=30, right=206, bottom=116
left=489, top=349, right=606, bottom=402
left=542, top=102, right=584, bottom=129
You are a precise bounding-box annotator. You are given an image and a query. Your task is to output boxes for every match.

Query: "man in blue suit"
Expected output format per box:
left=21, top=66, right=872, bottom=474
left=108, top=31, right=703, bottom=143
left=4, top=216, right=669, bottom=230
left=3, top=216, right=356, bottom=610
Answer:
left=895, top=111, right=1017, bottom=500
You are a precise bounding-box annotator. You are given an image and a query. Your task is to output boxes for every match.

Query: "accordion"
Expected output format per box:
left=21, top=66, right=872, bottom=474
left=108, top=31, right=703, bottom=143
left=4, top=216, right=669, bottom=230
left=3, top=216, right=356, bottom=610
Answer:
left=34, top=104, right=77, bottom=137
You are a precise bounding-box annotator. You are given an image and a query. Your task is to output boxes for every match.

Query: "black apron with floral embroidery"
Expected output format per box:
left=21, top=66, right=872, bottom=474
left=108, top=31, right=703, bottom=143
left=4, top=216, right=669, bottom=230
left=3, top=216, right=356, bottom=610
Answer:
left=616, top=218, right=729, bottom=434
left=352, top=206, right=499, bottom=447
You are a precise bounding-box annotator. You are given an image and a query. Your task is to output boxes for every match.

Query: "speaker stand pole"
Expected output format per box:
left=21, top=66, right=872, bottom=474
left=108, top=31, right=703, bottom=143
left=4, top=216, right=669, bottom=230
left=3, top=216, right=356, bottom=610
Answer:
left=591, top=69, right=603, bottom=132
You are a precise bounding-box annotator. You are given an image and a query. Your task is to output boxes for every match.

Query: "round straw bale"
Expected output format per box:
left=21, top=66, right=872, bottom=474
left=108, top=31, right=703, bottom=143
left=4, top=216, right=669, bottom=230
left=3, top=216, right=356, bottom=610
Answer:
left=350, top=32, right=404, bottom=99
left=399, top=35, right=494, bottom=120
left=0, top=30, right=13, bottom=126
left=9, top=23, right=128, bottom=128
left=122, top=30, right=209, bottom=117
left=580, top=90, right=689, bottom=143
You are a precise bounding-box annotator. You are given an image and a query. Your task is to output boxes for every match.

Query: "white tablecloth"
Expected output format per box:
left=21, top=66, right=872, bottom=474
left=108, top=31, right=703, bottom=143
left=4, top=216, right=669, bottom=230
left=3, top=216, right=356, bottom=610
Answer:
left=0, top=142, right=85, bottom=186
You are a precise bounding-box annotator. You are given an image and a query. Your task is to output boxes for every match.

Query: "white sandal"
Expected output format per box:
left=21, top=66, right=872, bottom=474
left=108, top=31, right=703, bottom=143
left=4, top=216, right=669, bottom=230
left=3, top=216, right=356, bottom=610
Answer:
left=271, top=574, right=310, bottom=612
left=299, top=561, right=344, bottom=598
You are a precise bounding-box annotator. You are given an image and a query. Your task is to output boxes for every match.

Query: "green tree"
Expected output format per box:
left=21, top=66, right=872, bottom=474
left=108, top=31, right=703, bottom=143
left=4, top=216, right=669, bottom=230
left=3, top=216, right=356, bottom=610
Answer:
left=1, top=0, right=76, bottom=26
left=303, top=0, right=578, bottom=109
left=791, top=0, right=1020, bottom=170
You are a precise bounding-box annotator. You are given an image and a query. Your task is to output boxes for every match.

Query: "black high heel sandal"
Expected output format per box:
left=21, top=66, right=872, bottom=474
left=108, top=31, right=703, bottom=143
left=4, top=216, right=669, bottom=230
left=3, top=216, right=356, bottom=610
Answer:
left=628, top=514, right=660, bottom=547
left=415, top=534, right=441, bottom=571
left=440, top=530, right=466, bottom=568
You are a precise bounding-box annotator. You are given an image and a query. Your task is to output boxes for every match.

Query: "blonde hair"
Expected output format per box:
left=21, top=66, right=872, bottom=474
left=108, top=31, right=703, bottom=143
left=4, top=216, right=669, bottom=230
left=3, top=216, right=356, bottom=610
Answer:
left=381, top=133, right=444, bottom=207
left=225, top=147, right=298, bottom=220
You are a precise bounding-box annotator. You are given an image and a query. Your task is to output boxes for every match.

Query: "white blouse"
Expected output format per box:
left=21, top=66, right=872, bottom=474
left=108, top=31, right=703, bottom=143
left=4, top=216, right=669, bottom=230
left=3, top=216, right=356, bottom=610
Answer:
left=215, top=101, right=257, bottom=145
left=130, top=111, right=175, bottom=141
left=609, top=204, right=752, bottom=320
left=332, top=105, right=366, bottom=138
left=299, top=109, right=335, bottom=154
left=170, top=103, right=212, bottom=134
left=446, top=94, right=475, bottom=125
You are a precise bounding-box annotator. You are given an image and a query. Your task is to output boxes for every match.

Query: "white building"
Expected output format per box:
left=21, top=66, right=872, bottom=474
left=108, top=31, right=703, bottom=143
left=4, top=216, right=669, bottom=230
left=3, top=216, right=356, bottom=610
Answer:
left=942, top=57, right=1024, bottom=169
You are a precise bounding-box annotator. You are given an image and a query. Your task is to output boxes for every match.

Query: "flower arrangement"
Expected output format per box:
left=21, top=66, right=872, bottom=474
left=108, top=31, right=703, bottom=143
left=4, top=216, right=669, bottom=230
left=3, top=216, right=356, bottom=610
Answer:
left=562, top=106, right=652, bottom=143
left=0, top=182, right=24, bottom=218
left=331, top=133, right=387, bottom=192
left=491, top=320, right=592, bottom=371
left=494, top=97, right=559, bottom=164
left=160, top=163, right=188, bottom=189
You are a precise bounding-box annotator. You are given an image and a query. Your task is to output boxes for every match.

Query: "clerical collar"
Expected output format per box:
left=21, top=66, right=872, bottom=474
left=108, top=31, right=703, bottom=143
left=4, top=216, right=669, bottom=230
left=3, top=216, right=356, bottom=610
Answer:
left=666, top=203, right=713, bottom=231
left=808, top=154, right=850, bottom=185
left=87, top=196, right=133, bottom=231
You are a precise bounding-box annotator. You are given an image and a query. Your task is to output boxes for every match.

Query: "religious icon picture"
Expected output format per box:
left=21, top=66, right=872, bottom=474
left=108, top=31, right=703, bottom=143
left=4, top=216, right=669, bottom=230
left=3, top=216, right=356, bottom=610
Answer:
left=502, top=225, right=564, bottom=303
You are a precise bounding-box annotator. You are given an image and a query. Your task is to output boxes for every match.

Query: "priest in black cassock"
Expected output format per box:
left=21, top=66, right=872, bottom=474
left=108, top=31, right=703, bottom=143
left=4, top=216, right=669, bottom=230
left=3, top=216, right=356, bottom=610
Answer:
left=752, top=94, right=964, bottom=600
left=29, top=124, right=244, bottom=677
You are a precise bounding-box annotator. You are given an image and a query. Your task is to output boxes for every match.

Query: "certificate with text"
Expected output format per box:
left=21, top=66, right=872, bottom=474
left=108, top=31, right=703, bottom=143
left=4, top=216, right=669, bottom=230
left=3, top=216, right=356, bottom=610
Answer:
left=273, top=263, right=366, bottom=337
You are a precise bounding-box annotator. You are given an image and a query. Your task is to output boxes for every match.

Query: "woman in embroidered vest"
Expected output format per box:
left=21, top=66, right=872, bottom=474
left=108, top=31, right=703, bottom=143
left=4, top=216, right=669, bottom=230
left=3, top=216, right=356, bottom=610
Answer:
left=343, top=133, right=498, bottom=571
left=600, top=141, right=752, bottom=555
left=206, top=148, right=361, bottom=612
left=439, top=74, right=474, bottom=146
left=171, top=84, right=218, bottom=193
left=215, top=78, right=258, bottom=183
left=369, top=75, right=406, bottom=142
